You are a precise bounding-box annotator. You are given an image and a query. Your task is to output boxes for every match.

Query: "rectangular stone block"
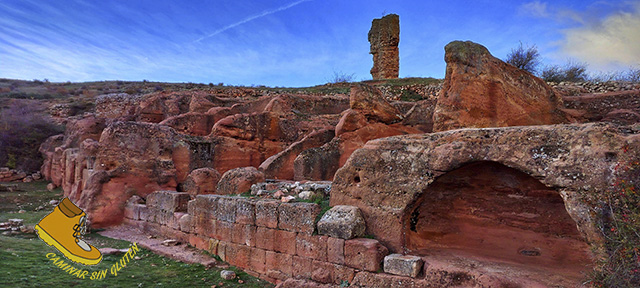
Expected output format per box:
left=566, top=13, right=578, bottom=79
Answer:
left=265, top=251, right=293, bottom=278
left=296, top=234, right=327, bottom=261
left=216, top=220, right=234, bottom=241
left=215, top=196, right=237, bottom=223
left=278, top=202, right=320, bottom=233
left=232, top=223, right=256, bottom=247
left=147, top=190, right=191, bottom=212
left=226, top=243, right=251, bottom=269
left=194, top=195, right=218, bottom=218
left=235, top=198, right=255, bottom=225
left=188, top=234, right=209, bottom=251
left=344, top=238, right=389, bottom=272
left=311, top=260, right=334, bottom=284
left=274, top=229, right=296, bottom=254
left=327, top=237, right=345, bottom=265
left=255, top=227, right=276, bottom=251
left=255, top=200, right=279, bottom=228
left=249, top=247, right=266, bottom=274
left=292, top=255, right=313, bottom=279
left=331, top=263, right=356, bottom=285
left=217, top=241, right=229, bottom=262
left=383, top=254, right=423, bottom=278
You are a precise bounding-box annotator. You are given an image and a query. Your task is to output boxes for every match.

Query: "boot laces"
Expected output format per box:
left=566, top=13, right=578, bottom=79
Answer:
left=72, top=216, right=87, bottom=241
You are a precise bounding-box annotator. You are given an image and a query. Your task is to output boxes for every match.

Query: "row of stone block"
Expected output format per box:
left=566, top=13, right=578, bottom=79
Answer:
left=190, top=194, right=320, bottom=234
left=125, top=215, right=500, bottom=286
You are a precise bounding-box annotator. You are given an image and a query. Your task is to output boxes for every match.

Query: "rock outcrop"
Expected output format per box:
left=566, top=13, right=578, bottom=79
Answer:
left=368, top=14, right=399, bottom=79
left=433, top=41, right=568, bottom=131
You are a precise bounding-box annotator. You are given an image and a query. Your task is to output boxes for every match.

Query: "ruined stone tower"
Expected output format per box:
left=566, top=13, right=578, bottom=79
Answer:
left=368, top=14, right=399, bottom=79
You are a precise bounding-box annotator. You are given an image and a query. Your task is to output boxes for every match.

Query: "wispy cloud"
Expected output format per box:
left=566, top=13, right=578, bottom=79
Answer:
left=519, top=1, right=550, bottom=18
left=560, top=2, right=640, bottom=69
left=195, top=0, right=312, bottom=43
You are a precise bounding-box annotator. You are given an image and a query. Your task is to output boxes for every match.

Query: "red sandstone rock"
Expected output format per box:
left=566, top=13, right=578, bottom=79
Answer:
left=137, top=92, right=192, bottom=123
left=335, top=109, right=367, bottom=136
left=350, top=84, right=402, bottom=124
left=211, top=112, right=284, bottom=141
left=216, top=167, right=265, bottom=195
left=263, top=94, right=349, bottom=116
left=259, top=129, right=334, bottom=179
left=159, top=112, right=217, bottom=136
left=401, top=99, right=436, bottom=133
left=181, top=167, right=221, bottom=196
left=433, top=41, right=568, bottom=132
left=368, top=14, right=399, bottom=79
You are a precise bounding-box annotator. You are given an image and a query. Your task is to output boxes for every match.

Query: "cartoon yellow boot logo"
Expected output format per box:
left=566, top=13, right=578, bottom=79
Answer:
left=35, top=198, right=103, bottom=265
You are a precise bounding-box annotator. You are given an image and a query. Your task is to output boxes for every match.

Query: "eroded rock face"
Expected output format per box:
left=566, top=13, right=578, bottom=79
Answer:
left=217, top=167, right=265, bottom=195
left=181, top=167, right=221, bottom=196
left=350, top=84, right=403, bottom=124
left=369, top=14, right=399, bottom=79
left=75, top=122, right=201, bottom=227
left=433, top=41, right=568, bottom=132
left=332, top=123, right=640, bottom=255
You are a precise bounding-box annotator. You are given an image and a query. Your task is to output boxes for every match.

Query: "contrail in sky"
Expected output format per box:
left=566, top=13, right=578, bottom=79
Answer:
left=195, top=0, right=312, bottom=42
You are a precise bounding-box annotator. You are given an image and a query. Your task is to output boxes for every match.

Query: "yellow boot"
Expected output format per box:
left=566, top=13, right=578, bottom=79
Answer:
left=35, top=198, right=102, bottom=265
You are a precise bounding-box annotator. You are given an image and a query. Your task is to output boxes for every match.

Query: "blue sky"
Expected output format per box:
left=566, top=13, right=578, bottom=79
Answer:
left=0, top=0, right=638, bottom=87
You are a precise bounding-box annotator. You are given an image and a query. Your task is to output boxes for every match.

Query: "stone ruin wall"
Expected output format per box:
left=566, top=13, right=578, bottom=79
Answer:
left=122, top=191, right=511, bottom=287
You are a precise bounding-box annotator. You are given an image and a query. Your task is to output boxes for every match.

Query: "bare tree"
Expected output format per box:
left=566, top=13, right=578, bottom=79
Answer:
left=505, top=41, right=541, bottom=74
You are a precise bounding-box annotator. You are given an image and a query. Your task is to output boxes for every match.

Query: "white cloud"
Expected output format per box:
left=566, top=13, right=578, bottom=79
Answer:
left=520, top=1, right=550, bottom=18
left=560, top=3, right=640, bottom=70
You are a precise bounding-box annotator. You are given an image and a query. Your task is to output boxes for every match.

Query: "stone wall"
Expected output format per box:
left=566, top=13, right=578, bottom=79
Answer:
left=124, top=190, right=569, bottom=286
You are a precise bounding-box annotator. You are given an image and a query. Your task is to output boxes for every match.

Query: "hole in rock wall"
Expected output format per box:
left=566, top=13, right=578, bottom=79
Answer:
left=403, top=161, right=592, bottom=276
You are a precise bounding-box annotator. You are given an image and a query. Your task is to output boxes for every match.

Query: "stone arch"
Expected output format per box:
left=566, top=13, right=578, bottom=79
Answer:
left=331, top=124, right=628, bottom=254
left=401, top=161, right=592, bottom=275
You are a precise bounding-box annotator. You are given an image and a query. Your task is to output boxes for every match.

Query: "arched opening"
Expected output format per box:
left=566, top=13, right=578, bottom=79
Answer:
left=403, top=161, right=592, bottom=277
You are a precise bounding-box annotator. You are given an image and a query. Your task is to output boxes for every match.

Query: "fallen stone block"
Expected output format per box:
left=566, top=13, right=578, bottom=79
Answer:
left=383, top=254, right=423, bottom=278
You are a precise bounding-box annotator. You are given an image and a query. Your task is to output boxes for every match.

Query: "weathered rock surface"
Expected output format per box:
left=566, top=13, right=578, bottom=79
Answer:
left=95, top=93, right=140, bottom=121
left=332, top=123, right=640, bottom=258
left=216, top=167, right=265, bottom=195
left=73, top=122, right=203, bottom=227
left=433, top=41, right=568, bottom=132
left=259, top=129, right=335, bottom=179
left=317, top=205, right=366, bottom=239
left=369, top=14, right=399, bottom=79
left=159, top=112, right=217, bottom=136
left=180, top=167, right=221, bottom=196
left=350, top=84, right=402, bottom=124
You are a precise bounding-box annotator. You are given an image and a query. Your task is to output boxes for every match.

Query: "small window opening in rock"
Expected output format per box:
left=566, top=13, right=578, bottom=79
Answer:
left=353, top=175, right=361, bottom=183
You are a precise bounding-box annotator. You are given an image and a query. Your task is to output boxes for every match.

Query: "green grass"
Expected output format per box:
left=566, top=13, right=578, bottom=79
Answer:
left=0, top=181, right=274, bottom=288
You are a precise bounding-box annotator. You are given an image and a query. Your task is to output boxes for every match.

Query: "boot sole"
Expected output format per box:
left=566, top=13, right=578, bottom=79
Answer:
left=35, top=224, right=102, bottom=265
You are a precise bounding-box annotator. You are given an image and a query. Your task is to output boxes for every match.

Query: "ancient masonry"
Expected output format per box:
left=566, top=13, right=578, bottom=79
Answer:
left=368, top=14, right=399, bottom=79
left=38, top=31, right=640, bottom=287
